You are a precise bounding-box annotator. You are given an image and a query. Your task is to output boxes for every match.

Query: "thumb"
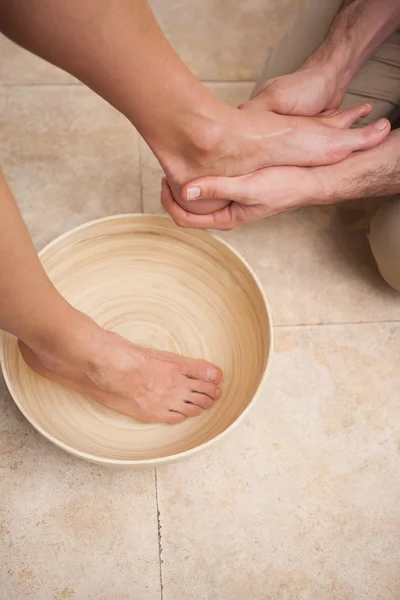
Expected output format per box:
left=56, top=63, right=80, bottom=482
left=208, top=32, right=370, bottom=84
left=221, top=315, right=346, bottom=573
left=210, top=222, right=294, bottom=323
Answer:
left=182, top=175, right=249, bottom=204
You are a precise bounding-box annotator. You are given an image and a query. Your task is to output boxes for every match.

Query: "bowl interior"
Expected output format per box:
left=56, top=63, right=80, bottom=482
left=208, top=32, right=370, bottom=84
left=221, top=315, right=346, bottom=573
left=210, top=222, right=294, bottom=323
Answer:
left=1, top=215, right=272, bottom=464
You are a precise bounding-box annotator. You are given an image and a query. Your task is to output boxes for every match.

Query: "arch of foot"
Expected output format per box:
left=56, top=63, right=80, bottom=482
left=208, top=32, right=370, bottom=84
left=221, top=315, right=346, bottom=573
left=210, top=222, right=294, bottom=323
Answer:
left=368, top=196, right=400, bottom=293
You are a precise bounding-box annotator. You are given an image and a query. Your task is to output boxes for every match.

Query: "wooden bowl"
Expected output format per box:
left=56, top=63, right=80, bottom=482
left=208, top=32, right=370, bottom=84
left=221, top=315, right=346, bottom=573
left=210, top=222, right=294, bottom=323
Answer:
left=1, top=215, right=273, bottom=466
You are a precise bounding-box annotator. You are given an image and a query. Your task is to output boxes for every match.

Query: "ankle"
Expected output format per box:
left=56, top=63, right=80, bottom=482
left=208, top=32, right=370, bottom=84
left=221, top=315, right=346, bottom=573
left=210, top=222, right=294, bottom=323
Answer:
left=25, top=307, right=102, bottom=371
left=150, top=106, right=233, bottom=183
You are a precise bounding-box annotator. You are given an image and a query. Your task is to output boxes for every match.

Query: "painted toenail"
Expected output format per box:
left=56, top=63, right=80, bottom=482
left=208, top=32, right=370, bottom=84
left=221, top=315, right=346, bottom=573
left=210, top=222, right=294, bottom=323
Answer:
left=186, top=186, right=201, bottom=201
left=207, top=368, right=219, bottom=382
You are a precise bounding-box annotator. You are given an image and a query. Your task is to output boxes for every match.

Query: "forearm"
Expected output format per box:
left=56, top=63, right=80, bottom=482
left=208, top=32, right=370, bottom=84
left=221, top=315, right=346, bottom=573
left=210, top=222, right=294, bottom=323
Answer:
left=303, top=0, right=400, bottom=91
left=310, top=129, right=400, bottom=206
left=0, top=0, right=225, bottom=157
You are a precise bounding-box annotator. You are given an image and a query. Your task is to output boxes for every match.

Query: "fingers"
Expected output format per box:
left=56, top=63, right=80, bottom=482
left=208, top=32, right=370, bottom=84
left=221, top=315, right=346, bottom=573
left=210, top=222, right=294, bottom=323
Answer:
left=183, top=175, right=249, bottom=205
left=320, top=104, right=372, bottom=129
left=161, top=178, right=234, bottom=230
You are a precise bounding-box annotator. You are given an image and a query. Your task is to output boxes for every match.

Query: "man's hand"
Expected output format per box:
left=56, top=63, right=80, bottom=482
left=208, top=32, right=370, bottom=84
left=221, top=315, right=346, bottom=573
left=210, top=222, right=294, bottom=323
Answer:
left=241, top=66, right=346, bottom=117
left=161, top=166, right=316, bottom=230
left=243, top=0, right=400, bottom=118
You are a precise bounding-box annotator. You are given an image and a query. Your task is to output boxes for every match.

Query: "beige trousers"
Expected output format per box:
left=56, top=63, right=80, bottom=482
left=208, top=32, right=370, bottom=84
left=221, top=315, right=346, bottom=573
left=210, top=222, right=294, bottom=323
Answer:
left=257, top=0, right=400, bottom=292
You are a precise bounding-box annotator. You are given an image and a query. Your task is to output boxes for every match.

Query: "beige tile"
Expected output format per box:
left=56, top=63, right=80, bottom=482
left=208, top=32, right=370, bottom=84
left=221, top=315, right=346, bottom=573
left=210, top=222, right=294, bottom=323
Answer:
left=149, top=0, right=302, bottom=80
left=0, top=86, right=140, bottom=248
left=0, top=36, right=77, bottom=85
left=0, top=375, right=161, bottom=600
left=140, top=81, right=255, bottom=215
left=218, top=210, right=400, bottom=325
left=156, top=323, right=400, bottom=600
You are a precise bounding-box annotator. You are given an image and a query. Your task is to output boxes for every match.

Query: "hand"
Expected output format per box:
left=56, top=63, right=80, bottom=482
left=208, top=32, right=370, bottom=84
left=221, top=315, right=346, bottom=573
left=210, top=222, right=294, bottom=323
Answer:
left=241, top=66, right=347, bottom=117
left=161, top=165, right=316, bottom=231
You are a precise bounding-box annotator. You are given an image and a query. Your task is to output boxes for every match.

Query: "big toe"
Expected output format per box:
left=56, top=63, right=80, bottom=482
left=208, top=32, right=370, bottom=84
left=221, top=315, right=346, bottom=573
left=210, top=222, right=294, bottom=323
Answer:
left=184, top=359, right=223, bottom=384
left=322, top=118, right=390, bottom=164
left=342, top=118, right=391, bottom=153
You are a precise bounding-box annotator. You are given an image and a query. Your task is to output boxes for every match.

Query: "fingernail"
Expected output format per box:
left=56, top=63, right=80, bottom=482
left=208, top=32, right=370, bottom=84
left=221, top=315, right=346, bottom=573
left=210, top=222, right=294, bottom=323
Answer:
left=186, top=186, right=201, bottom=201
left=374, top=119, right=388, bottom=131
left=207, top=368, right=219, bottom=383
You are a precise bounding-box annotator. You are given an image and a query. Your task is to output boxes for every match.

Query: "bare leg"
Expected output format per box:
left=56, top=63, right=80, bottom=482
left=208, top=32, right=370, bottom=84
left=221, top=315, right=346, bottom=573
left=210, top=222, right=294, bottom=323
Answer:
left=0, top=171, right=222, bottom=423
left=0, top=0, right=390, bottom=216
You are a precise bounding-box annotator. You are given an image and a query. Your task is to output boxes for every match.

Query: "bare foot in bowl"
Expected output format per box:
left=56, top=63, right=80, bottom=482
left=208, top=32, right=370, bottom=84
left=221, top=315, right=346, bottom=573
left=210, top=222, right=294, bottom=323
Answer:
left=19, top=314, right=222, bottom=424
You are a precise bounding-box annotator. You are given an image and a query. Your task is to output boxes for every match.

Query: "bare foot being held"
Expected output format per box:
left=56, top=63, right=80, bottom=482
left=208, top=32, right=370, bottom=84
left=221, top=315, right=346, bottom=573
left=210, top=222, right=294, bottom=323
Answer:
left=19, top=314, right=222, bottom=424
left=158, top=103, right=390, bottom=215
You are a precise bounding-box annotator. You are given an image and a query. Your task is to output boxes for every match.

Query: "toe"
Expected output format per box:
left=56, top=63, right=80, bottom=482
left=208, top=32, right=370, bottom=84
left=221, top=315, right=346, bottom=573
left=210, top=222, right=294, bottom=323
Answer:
left=190, top=380, right=220, bottom=401
left=166, top=410, right=187, bottom=425
left=341, top=118, right=391, bottom=154
left=175, top=400, right=204, bottom=418
left=321, top=104, right=372, bottom=129
left=187, top=391, right=214, bottom=410
left=319, top=118, right=391, bottom=165
left=184, top=360, right=223, bottom=384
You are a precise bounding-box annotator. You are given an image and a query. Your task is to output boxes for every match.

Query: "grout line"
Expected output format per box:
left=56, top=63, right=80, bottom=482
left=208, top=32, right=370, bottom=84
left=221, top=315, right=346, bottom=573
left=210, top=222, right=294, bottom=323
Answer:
left=154, top=469, right=164, bottom=600
left=274, top=319, right=400, bottom=329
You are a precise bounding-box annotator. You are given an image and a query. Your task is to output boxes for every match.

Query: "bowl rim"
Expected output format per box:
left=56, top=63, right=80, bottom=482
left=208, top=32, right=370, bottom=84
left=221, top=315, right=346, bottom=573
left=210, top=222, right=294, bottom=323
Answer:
left=1, top=213, right=274, bottom=466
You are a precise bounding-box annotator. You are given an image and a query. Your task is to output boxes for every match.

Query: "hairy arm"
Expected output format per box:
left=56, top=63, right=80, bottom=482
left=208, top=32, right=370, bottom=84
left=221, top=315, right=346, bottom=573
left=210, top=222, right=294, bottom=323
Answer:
left=312, top=129, right=400, bottom=205
left=249, top=0, right=400, bottom=116
left=306, top=0, right=400, bottom=93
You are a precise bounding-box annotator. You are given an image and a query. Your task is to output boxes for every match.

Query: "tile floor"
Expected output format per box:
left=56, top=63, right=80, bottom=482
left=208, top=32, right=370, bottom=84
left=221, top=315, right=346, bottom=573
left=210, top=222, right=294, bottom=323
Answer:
left=0, top=3, right=400, bottom=599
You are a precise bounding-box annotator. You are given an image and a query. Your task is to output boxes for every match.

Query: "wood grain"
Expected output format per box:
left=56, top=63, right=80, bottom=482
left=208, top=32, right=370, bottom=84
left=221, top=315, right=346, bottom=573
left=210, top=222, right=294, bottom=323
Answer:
left=1, top=215, right=273, bottom=466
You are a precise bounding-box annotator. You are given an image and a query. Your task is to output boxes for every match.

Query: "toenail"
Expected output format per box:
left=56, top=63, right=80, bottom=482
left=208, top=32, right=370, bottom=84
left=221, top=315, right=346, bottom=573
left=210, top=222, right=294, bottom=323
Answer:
left=374, top=119, right=388, bottom=131
left=207, top=368, right=219, bottom=382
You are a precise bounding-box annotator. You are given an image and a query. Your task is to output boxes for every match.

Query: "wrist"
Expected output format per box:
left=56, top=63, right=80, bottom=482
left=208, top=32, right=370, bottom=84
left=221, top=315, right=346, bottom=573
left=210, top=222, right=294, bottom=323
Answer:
left=301, top=44, right=353, bottom=101
left=302, top=0, right=400, bottom=95
left=278, top=167, right=323, bottom=213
